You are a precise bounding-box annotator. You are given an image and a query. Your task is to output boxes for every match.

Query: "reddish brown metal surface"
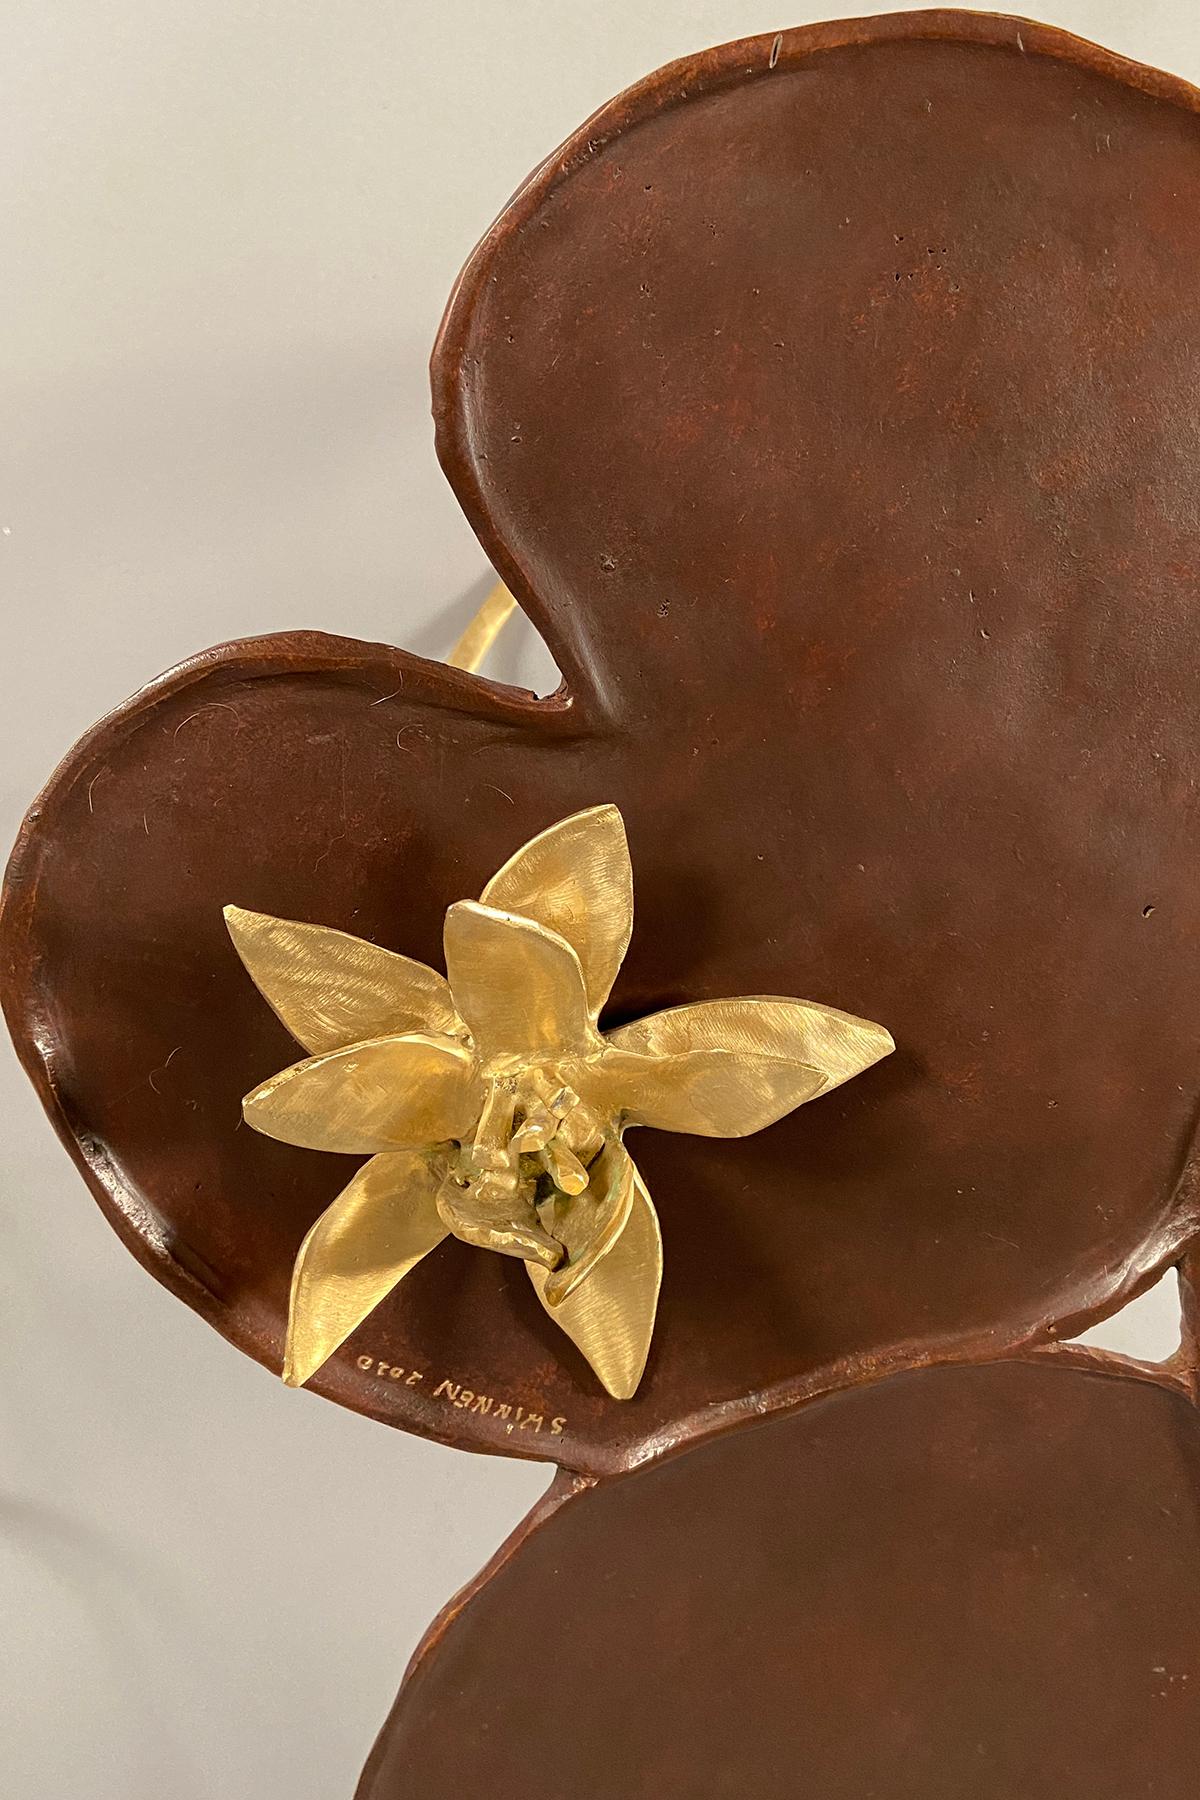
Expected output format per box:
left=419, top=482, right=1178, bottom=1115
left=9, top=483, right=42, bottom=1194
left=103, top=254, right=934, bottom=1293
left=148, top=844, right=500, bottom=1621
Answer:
left=6, top=14, right=1200, bottom=1479
left=359, top=1355, right=1200, bottom=1799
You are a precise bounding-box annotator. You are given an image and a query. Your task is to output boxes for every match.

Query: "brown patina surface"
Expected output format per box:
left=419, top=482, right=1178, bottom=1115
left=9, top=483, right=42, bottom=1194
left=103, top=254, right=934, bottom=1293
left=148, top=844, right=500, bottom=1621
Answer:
left=6, top=14, right=1200, bottom=1478
left=359, top=1354, right=1200, bottom=1800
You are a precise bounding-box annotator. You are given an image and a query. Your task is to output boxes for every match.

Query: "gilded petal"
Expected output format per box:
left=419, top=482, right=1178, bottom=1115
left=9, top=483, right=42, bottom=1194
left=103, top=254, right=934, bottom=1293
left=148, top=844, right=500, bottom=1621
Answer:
left=480, top=804, right=633, bottom=1018
left=243, top=1033, right=481, bottom=1153
left=444, top=900, right=595, bottom=1065
left=284, top=1149, right=449, bottom=1387
left=589, top=1043, right=824, bottom=1136
left=608, top=995, right=893, bottom=1107
left=527, top=1144, right=661, bottom=1399
left=541, top=1139, right=636, bottom=1306
left=225, top=905, right=462, bottom=1054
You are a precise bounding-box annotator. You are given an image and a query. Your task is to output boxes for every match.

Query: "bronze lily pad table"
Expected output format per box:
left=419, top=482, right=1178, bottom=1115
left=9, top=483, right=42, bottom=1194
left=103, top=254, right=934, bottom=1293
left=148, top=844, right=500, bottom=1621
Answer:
left=6, top=12, right=1200, bottom=1795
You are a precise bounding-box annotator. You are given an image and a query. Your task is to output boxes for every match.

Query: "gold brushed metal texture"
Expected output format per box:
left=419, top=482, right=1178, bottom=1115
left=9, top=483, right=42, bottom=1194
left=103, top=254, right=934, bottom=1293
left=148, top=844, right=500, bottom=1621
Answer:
left=224, top=907, right=464, bottom=1052
left=241, top=1034, right=481, bottom=1154
left=481, top=802, right=633, bottom=1018
left=528, top=1146, right=660, bottom=1401
left=227, top=804, right=893, bottom=1397
left=283, top=1149, right=450, bottom=1389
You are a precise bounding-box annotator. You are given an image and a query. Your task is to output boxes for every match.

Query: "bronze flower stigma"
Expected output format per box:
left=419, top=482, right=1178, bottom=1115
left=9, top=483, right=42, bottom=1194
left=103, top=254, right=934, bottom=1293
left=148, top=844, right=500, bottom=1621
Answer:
left=227, top=804, right=893, bottom=1399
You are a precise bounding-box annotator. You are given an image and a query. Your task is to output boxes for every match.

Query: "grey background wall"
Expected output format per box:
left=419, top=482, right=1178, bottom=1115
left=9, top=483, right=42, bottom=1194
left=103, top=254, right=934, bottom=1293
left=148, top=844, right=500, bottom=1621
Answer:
left=1, top=5, right=1193, bottom=1795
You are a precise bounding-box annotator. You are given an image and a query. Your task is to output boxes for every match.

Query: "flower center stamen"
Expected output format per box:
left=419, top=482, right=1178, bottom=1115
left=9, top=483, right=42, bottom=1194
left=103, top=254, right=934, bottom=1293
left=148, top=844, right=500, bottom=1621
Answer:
left=542, top=1134, right=590, bottom=1195
left=434, top=1063, right=612, bottom=1268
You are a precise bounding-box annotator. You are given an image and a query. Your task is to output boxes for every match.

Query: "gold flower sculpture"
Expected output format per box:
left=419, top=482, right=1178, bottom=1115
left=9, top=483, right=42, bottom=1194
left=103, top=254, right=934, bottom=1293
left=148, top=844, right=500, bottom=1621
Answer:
left=226, top=805, right=892, bottom=1399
